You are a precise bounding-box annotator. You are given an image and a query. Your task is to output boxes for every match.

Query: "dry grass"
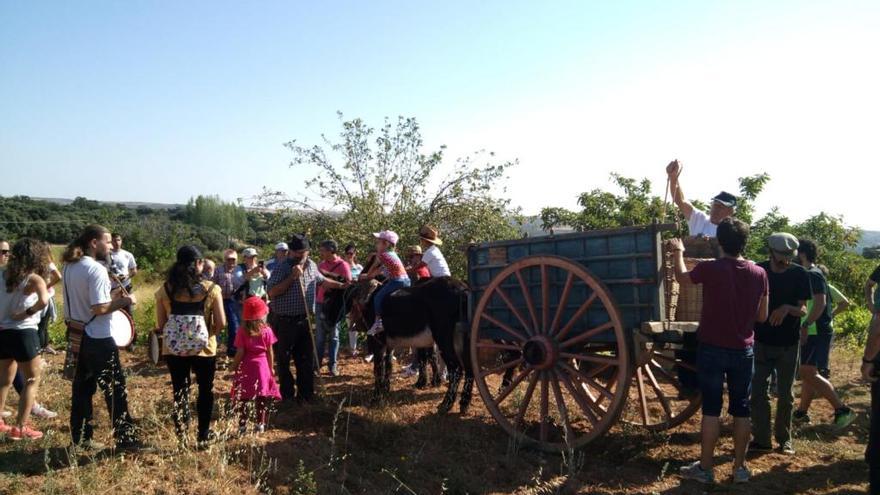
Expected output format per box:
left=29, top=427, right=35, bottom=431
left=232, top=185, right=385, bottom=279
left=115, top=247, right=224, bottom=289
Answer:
left=1, top=283, right=872, bottom=494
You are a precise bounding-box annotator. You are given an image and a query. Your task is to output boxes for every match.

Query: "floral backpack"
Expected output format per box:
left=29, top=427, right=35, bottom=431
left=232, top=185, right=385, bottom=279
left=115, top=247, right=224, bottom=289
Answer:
left=163, top=282, right=214, bottom=356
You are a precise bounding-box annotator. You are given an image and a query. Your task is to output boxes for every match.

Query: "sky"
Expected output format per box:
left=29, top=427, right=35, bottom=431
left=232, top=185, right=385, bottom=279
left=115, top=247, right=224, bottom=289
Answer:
left=2, top=1, right=879, bottom=228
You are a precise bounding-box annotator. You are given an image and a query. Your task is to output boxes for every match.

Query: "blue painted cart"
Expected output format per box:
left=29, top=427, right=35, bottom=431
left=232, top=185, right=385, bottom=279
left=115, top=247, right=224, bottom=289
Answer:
left=467, top=224, right=700, bottom=451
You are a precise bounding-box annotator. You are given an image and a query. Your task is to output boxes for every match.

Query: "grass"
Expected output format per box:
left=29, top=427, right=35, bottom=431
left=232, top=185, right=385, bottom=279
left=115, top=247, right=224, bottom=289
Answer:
left=3, top=276, right=874, bottom=493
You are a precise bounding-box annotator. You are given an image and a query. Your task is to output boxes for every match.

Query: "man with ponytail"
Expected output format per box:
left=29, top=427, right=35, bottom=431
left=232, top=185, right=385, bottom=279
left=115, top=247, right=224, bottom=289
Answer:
left=62, top=224, right=144, bottom=451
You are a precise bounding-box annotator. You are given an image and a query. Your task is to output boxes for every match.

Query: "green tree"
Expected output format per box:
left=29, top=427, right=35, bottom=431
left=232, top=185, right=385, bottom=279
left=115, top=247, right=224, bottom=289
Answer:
left=255, top=113, right=521, bottom=277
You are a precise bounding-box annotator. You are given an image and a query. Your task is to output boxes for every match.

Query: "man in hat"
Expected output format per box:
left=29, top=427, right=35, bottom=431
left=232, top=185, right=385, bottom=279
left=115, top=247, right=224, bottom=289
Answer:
left=418, top=225, right=451, bottom=277
left=265, top=242, right=289, bottom=275
left=666, top=160, right=737, bottom=238
left=750, top=233, right=811, bottom=455
left=267, top=234, right=349, bottom=402
left=213, top=248, right=246, bottom=358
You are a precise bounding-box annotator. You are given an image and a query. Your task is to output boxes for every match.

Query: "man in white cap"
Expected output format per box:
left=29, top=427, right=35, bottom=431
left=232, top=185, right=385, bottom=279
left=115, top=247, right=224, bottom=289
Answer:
left=666, top=160, right=737, bottom=238
left=266, top=242, right=289, bottom=275
left=750, top=232, right=811, bottom=455
left=418, top=225, right=451, bottom=277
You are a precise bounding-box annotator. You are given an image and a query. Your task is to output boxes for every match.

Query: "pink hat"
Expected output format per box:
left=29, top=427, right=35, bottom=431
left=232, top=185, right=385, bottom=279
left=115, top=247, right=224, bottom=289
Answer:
left=373, top=230, right=399, bottom=246
left=242, top=296, right=269, bottom=320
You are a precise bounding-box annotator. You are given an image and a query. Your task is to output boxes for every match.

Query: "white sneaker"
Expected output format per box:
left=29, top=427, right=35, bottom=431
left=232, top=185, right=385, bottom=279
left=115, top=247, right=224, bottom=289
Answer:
left=367, top=319, right=384, bottom=336
left=733, top=466, right=751, bottom=484
left=256, top=424, right=266, bottom=434
left=0, top=411, right=11, bottom=419
left=679, top=461, right=714, bottom=484
left=31, top=404, right=58, bottom=419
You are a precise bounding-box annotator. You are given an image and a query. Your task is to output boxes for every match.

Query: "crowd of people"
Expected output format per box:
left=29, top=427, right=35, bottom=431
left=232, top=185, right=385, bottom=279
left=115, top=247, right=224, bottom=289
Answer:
left=0, top=223, right=450, bottom=451
left=2, top=163, right=880, bottom=490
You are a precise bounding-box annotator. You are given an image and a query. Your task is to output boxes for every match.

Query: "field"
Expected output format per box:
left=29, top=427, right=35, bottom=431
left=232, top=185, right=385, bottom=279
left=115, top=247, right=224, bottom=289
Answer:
left=0, top=281, right=872, bottom=494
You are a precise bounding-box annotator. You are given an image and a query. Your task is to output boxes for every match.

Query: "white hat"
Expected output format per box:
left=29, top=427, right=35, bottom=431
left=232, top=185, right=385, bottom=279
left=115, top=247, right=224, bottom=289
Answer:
left=242, top=247, right=258, bottom=257
left=373, top=230, right=400, bottom=246
left=275, top=242, right=289, bottom=251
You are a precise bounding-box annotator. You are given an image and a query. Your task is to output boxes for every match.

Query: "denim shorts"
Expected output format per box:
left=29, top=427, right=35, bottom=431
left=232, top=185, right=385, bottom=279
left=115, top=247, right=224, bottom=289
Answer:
left=801, top=333, right=832, bottom=369
left=696, top=343, right=754, bottom=418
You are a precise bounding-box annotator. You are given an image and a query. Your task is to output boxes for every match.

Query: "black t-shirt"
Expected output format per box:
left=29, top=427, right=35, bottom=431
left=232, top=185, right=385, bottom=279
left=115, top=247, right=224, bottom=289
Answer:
left=806, top=266, right=833, bottom=334
left=754, top=261, right=812, bottom=346
left=871, top=265, right=880, bottom=284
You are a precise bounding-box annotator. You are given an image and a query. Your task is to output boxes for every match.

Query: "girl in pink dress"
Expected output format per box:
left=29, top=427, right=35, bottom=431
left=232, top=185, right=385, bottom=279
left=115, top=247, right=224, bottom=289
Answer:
left=230, top=296, right=280, bottom=434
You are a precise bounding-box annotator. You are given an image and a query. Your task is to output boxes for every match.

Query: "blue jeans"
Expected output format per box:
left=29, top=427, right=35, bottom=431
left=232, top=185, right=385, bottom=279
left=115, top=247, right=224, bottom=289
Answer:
left=315, top=303, right=339, bottom=370
left=374, top=278, right=410, bottom=316
left=223, top=299, right=241, bottom=358
left=696, top=343, right=754, bottom=418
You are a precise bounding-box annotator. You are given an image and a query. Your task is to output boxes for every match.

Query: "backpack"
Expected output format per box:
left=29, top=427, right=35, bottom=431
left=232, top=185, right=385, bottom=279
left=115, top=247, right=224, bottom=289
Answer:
left=163, top=283, right=213, bottom=356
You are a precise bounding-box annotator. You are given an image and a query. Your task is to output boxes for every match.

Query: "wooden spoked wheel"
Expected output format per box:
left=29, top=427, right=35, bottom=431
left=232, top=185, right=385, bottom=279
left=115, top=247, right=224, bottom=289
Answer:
left=470, top=256, right=631, bottom=451
left=621, top=346, right=702, bottom=431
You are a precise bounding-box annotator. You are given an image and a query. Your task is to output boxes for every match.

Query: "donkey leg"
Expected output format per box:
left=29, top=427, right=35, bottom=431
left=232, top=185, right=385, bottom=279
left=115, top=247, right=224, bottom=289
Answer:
left=459, top=375, right=475, bottom=414
left=438, top=367, right=462, bottom=414
left=429, top=348, right=442, bottom=388
left=382, top=350, right=393, bottom=395
left=415, top=348, right=428, bottom=389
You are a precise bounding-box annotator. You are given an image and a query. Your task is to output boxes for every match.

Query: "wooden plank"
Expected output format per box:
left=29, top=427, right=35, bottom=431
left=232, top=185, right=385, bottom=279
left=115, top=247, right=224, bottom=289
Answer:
left=641, top=321, right=699, bottom=334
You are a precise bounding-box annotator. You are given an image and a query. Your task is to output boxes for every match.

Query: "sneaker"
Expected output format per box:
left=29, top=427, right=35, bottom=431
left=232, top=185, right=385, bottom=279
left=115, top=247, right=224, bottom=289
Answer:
left=31, top=403, right=58, bottom=419
left=367, top=318, right=383, bottom=336
left=733, top=466, right=751, bottom=484
left=365, top=354, right=374, bottom=363
left=9, top=425, right=44, bottom=441
left=679, top=461, right=714, bottom=484
left=329, top=366, right=340, bottom=377
left=748, top=441, right=772, bottom=453
left=256, top=424, right=266, bottom=434
left=0, top=411, right=10, bottom=419
left=779, top=441, right=796, bottom=455
left=41, top=345, right=59, bottom=356
left=0, top=419, right=12, bottom=434
left=70, top=439, right=106, bottom=453
left=793, top=410, right=811, bottom=425
left=834, top=407, right=856, bottom=430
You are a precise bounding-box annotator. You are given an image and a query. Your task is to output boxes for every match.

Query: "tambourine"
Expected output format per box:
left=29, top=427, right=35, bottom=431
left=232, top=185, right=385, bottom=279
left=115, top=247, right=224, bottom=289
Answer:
left=148, top=329, right=164, bottom=366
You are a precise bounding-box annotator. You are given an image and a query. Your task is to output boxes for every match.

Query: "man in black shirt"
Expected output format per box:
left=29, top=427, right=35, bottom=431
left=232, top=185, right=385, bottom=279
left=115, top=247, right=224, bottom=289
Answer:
left=750, top=233, right=810, bottom=455
left=793, top=239, right=854, bottom=429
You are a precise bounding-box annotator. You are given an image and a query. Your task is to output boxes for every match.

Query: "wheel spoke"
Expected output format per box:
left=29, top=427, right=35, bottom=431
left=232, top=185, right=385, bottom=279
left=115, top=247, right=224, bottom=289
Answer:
left=559, top=351, right=620, bottom=366
left=653, top=352, right=697, bottom=372
left=539, top=371, right=550, bottom=443
left=481, top=313, right=528, bottom=343
left=558, top=321, right=615, bottom=349
left=554, top=292, right=598, bottom=341
left=495, top=367, right=532, bottom=405
left=550, top=371, right=575, bottom=445
left=594, top=369, right=617, bottom=408
left=541, top=264, right=550, bottom=334
left=643, top=364, right=673, bottom=420
left=559, top=361, right=615, bottom=401
left=514, top=269, right=540, bottom=333
left=635, top=368, right=649, bottom=425
left=556, top=367, right=599, bottom=426
left=476, top=341, right=521, bottom=352
left=480, top=357, right=524, bottom=378
left=649, top=359, right=687, bottom=392
left=514, top=370, right=540, bottom=427
left=550, top=273, right=575, bottom=335
left=493, top=286, right=535, bottom=337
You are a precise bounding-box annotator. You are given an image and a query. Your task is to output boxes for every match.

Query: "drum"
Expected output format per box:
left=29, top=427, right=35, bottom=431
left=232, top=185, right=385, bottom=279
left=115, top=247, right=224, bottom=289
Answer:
left=148, top=330, right=165, bottom=366
left=109, top=310, right=136, bottom=348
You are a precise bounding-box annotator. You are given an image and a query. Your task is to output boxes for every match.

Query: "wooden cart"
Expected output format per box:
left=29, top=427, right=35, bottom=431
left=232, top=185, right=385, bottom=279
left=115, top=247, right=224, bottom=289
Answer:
left=467, top=224, right=701, bottom=452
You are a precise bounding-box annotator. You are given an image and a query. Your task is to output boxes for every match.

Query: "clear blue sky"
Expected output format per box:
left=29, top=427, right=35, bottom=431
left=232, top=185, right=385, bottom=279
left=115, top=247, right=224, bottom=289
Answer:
left=2, top=1, right=879, bottom=228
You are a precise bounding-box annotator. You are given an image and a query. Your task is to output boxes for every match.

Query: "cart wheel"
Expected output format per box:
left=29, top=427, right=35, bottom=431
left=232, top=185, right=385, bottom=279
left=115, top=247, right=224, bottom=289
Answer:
left=621, top=349, right=702, bottom=431
left=470, top=255, right=631, bottom=451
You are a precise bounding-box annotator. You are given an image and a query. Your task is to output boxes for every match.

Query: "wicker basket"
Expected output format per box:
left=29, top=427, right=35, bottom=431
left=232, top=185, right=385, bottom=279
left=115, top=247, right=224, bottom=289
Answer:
left=662, top=240, right=711, bottom=323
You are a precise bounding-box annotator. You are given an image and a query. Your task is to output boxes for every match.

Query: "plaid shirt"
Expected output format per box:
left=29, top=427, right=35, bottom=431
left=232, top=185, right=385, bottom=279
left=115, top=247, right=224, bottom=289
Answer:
left=213, top=263, right=246, bottom=299
left=267, top=259, right=324, bottom=317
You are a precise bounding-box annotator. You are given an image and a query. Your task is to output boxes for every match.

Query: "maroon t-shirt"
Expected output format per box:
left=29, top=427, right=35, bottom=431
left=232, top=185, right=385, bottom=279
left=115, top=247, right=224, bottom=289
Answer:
left=689, top=258, right=768, bottom=349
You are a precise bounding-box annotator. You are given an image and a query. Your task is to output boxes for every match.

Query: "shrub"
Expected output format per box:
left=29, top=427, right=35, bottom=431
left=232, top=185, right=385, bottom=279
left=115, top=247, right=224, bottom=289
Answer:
left=835, top=306, right=873, bottom=348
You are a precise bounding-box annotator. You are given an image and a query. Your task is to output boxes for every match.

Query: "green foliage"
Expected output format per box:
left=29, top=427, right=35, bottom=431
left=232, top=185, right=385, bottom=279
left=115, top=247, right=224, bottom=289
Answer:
left=184, top=195, right=249, bottom=240
left=256, top=113, right=521, bottom=277
left=835, top=306, right=873, bottom=348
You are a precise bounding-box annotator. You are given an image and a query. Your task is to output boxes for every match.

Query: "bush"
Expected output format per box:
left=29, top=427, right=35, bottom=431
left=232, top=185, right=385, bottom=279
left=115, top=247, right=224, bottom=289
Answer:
left=835, top=306, right=873, bottom=348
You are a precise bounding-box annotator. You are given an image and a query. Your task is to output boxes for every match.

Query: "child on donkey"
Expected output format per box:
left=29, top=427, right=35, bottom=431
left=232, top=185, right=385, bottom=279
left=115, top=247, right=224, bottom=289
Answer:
left=362, top=230, right=410, bottom=336
left=230, top=296, right=281, bottom=434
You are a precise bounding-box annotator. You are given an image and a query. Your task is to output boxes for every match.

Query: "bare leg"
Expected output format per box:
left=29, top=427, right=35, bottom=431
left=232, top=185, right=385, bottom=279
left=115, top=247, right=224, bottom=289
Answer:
left=16, top=357, right=42, bottom=427
left=700, top=415, right=720, bottom=470
left=800, top=364, right=843, bottom=410
left=798, top=375, right=815, bottom=412
left=0, top=359, right=15, bottom=416
left=733, top=417, right=751, bottom=469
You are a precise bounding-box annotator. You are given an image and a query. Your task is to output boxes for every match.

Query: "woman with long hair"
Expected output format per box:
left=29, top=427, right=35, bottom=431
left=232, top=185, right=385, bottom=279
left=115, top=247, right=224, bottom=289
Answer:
left=155, top=245, right=226, bottom=446
left=0, top=238, right=50, bottom=440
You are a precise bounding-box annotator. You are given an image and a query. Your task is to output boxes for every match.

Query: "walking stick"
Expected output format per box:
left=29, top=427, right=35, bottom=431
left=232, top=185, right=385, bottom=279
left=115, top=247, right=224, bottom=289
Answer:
left=297, top=270, right=324, bottom=394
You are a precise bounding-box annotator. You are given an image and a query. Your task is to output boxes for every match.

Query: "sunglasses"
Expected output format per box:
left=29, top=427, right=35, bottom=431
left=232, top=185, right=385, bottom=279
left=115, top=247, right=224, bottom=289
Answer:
left=0, top=250, right=9, bottom=255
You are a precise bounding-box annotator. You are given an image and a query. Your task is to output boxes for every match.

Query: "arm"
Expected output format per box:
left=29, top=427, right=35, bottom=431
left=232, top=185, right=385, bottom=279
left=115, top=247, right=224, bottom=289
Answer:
left=91, top=295, right=136, bottom=316
left=45, top=266, right=62, bottom=289
left=211, top=289, right=227, bottom=334
left=666, top=161, right=694, bottom=219
left=267, top=265, right=303, bottom=299
left=230, top=346, right=245, bottom=373
left=156, top=291, right=169, bottom=329
left=668, top=239, right=690, bottom=284
left=11, top=275, right=49, bottom=321
left=769, top=301, right=807, bottom=326
left=361, top=263, right=382, bottom=281
left=129, top=267, right=138, bottom=280
left=866, top=279, right=877, bottom=312
left=830, top=286, right=850, bottom=318
left=267, top=343, right=276, bottom=378
left=757, top=294, right=769, bottom=323
left=862, top=317, right=880, bottom=381
left=800, top=293, right=826, bottom=342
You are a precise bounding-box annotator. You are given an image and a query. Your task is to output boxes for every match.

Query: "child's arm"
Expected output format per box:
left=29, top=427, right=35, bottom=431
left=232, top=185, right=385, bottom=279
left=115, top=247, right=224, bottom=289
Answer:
left=230, top=346, right=245, bottom=373
left=267, top=343, right=277, bottom=378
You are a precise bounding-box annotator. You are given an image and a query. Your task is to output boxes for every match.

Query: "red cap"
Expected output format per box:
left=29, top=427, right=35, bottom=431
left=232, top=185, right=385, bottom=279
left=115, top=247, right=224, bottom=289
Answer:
left=242, top=296, right=269, bottom=320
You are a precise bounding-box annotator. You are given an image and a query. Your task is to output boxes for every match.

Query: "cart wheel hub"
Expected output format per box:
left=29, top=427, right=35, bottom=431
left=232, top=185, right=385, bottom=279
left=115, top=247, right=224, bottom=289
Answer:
left=522, top=335, right=557, bottom=370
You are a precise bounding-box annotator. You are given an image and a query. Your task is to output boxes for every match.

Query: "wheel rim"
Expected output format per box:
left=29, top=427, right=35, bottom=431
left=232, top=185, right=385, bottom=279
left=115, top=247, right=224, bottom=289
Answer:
left=621, top=347, right=702, bottom=430
left=470, top=255, right=631, bottom=451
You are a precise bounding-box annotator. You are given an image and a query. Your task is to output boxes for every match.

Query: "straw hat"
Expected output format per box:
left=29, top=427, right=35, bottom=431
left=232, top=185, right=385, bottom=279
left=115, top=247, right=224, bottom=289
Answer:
left=419, top=225, right=443, bottom=246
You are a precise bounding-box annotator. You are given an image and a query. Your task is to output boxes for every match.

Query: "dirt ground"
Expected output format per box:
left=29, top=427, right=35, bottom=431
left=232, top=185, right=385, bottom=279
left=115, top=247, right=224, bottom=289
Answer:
left=0, top=347, right=871, bottom=495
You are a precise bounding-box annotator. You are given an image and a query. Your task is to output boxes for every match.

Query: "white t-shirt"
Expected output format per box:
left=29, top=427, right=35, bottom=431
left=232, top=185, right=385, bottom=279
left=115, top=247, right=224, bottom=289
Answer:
left=46, top=262, right=58, bottom=297
left=0, top=269, right=40, bottom=330
left=63, top=256, right=114, bottom=339
left=110, top=248, right=137, bottom=288
left=422, top=245, right=451, bottom=277
left=687, top=210, right=718, bottom=238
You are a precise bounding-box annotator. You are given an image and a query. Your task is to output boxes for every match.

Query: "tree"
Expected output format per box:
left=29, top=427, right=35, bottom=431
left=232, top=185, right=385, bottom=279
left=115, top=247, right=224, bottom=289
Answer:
left=184, top=195, right=249, bottom=242
left=254, top=113, right=521, bottom=277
